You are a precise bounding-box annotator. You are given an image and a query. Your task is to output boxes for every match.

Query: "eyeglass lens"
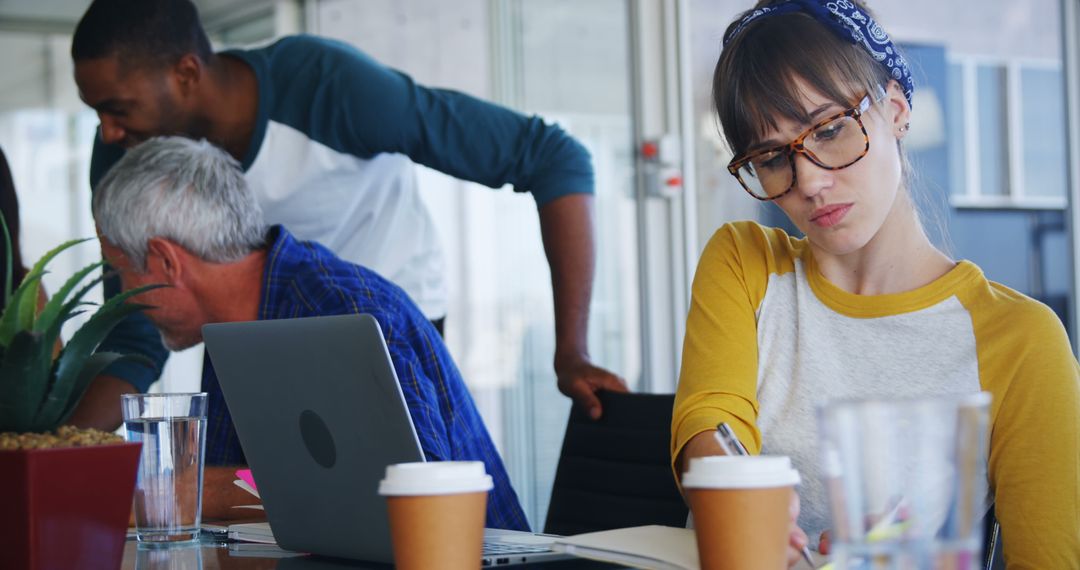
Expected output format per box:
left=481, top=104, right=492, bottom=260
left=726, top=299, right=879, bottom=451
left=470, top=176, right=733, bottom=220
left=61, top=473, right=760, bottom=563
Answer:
left=738, top=114, right=867, bottom=199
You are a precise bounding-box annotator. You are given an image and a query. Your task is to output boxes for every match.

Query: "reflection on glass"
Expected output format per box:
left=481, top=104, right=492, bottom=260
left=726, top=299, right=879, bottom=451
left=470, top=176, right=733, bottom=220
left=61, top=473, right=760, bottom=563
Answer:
left=689, top=0, right=764, bottom=250
left=134, top=541, right=204, bottom=570
left=502, top=0, right=639, bottom=529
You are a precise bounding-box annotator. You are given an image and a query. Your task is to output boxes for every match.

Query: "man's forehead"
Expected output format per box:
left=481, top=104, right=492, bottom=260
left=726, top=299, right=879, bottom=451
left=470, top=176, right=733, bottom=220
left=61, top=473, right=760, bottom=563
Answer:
left=76, top=56, right=160, bottom=93
left=76, top=55, right=120, bottom=81
left=76, top=58, right=125, bottom=103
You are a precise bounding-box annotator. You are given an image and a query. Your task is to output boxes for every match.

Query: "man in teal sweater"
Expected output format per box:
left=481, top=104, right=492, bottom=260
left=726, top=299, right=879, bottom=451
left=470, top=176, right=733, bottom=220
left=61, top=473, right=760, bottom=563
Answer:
left=68, top=0, right=626, bottom=429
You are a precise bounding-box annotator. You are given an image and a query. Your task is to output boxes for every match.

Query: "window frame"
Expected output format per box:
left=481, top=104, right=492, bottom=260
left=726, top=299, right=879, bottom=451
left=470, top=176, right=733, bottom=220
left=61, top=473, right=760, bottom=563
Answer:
left=947, top=54, right=1069, bottom=210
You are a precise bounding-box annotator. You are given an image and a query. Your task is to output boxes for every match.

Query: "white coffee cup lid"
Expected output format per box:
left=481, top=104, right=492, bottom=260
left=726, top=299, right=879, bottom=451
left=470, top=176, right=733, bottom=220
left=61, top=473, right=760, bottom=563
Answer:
left=682, top=455, right=801, bottom=489
left=378, top=461, right=494, bottom=496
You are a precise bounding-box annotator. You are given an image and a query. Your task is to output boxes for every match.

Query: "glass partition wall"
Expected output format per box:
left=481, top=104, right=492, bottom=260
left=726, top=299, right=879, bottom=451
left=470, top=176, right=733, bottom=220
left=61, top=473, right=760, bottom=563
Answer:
left=489, top=0, right=642, bottom=527
left=0, top=33, right=101, bottom=335
left=1066, top=0, right=1080, bottom=348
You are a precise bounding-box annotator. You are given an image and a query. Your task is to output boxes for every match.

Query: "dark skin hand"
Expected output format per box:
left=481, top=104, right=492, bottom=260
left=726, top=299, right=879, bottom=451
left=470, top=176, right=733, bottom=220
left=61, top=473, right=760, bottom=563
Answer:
left=66, top=374, right=136, bottom=431
left=555, top=354, right=628, bottom=419
left=539, top=193, right=628, bottom=419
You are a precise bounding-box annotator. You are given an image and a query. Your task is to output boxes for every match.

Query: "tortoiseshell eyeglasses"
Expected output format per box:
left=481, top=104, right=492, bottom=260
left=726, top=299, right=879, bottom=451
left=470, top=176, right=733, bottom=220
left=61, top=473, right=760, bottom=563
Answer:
left=727, top=93, right=874, bottom=201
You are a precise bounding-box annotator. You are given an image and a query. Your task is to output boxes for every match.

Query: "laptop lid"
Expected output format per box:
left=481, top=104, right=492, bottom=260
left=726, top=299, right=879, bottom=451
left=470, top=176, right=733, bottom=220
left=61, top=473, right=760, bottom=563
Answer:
left=203, top=314, right=424, bottom=562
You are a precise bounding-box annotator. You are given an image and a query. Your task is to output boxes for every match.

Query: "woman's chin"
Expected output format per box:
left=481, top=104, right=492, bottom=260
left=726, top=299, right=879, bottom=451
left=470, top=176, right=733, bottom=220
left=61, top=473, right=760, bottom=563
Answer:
left=809, top=228, right=870, bottom=258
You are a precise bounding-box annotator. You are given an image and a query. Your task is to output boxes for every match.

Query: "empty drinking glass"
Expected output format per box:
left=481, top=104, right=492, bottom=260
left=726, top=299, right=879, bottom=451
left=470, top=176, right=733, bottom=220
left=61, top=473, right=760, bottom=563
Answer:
left=817, top=392, right=991, bottom=569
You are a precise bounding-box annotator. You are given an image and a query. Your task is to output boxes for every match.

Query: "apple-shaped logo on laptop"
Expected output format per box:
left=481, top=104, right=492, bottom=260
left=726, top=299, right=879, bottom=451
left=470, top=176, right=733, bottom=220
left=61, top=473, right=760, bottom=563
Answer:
left=299, top=409, right=337, bottom=469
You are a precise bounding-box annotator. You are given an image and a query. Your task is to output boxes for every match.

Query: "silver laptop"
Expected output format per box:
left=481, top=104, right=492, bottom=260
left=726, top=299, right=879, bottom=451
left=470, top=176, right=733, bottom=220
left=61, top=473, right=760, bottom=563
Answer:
left=203, top=314, right=568, bottom=566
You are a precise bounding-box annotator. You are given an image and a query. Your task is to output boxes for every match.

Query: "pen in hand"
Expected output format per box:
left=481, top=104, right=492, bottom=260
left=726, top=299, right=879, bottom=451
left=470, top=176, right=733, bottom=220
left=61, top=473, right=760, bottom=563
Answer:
left=715, top=422, right=816, bottom=568
left=714, top=422, right=749, bottom=456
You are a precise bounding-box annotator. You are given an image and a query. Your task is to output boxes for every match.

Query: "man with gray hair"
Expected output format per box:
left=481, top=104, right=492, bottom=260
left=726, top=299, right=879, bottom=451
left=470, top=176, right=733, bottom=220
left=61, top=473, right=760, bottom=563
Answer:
left=94, top=136, right=528, bottom=530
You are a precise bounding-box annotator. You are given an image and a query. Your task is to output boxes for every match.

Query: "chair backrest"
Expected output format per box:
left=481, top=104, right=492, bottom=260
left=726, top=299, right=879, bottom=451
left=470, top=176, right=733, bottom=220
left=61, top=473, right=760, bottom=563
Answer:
left=543, top=391, right=688, bottom=536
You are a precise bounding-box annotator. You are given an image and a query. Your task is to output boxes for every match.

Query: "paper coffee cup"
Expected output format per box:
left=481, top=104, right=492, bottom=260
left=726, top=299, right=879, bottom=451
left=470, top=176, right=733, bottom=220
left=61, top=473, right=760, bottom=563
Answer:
left=379, top=461, right=493, bottom=570
left=683, top=456, right=801, bottom=570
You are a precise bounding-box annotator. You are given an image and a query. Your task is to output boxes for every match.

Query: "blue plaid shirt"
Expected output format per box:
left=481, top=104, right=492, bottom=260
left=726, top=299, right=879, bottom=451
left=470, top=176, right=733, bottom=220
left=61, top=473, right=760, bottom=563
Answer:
left=202, top=226, right=529, bottom=531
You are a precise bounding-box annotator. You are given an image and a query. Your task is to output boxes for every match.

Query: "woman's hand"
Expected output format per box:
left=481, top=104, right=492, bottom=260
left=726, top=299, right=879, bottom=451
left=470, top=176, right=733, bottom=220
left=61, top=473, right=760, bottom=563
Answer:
left=787, top=490, right=811, bottom=567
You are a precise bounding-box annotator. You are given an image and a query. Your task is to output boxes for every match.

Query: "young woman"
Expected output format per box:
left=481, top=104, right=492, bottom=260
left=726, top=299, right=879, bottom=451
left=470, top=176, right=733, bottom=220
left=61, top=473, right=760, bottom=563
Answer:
left=671, top=1, right=1079, bottom=567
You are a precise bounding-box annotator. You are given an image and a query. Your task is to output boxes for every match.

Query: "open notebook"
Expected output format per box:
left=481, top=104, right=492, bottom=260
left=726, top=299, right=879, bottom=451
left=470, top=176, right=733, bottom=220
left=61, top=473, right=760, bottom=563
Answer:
left=553, top=526, right=699, bottom=570
left=553, top=526, right=825, bottom=570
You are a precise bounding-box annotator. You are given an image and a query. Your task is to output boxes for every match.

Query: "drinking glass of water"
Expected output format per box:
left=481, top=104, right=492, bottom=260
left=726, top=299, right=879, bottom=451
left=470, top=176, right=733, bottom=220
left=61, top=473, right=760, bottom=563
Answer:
left=817, top=392, right=991, bottom=569
left=122, top=393, right=208, bottom=545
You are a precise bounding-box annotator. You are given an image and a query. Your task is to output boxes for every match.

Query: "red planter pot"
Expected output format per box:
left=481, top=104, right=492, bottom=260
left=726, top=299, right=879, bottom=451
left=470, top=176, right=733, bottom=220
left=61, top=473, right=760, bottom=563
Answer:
left=0, top=442, right=142, bottom=570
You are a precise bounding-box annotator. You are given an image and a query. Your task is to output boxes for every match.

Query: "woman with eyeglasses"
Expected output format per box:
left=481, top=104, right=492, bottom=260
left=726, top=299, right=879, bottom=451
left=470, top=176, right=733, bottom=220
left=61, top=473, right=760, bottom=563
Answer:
left=671, top=1, right=1079, bottom=567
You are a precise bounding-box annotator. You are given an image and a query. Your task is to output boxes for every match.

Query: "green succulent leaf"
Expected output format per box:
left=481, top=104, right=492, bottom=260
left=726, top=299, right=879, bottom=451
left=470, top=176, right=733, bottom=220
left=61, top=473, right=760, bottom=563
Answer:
left=39, top=297, right=155, bottom=429
left=47, top=283, right=159, bottom=381
left=16, top=238, right=93, bottom=331
left=0, top=238, right=92, bottom=347
left=35, top=273, right=110, bottom=361
left=58, top=273, right=108, bottom=316
left=37, top=278, right=157, bottom=423
left=0, top=272, right=46, bottom=347
left=0, top=227, right=159, bottom=433
left=50, top=351, right=127, bottom=427
left=0, top=330, right=54, bottom=433
left=53, top=352, right=155, bottom=427
left=34, top=260, right=106, bottom=334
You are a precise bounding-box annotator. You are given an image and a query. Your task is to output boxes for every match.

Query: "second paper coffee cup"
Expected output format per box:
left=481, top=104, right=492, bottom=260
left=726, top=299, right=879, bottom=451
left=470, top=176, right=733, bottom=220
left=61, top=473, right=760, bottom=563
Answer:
left=378, top=461, right=493, bottom=570
left=683, top=455, right=801, bottom=570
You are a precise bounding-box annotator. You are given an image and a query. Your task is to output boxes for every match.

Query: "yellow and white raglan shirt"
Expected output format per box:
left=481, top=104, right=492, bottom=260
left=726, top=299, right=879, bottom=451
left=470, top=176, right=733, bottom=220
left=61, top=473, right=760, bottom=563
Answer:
left=672, top=221, right=1080, bottom=568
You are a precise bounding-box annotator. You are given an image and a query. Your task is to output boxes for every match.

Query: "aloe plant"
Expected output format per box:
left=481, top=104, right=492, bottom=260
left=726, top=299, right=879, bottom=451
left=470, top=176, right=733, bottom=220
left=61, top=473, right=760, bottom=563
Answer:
left=0, top=216, right=155, bottom=434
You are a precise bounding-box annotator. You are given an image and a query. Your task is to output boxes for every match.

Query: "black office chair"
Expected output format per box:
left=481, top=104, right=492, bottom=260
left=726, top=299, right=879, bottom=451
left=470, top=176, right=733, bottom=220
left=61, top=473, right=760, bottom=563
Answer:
left=544, top=392, right=689, bottom=536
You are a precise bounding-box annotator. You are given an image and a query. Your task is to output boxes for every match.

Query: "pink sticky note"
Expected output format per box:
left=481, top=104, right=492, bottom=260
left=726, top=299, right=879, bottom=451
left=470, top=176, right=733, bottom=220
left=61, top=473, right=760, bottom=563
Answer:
left=236, top=469, right=258, bottom=492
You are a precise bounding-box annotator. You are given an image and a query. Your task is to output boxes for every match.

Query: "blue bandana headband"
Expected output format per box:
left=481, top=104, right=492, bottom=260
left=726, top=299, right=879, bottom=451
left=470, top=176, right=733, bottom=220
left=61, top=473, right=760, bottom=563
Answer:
left=722, top=0, right=914, bottom=108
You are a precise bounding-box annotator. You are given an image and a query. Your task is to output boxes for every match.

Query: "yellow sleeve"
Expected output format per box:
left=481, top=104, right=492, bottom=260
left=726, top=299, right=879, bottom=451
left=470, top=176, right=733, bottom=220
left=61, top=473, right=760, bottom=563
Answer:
left=967, top=289, right=1080, bottom=568
left=671, top=222, right=796, bottom=478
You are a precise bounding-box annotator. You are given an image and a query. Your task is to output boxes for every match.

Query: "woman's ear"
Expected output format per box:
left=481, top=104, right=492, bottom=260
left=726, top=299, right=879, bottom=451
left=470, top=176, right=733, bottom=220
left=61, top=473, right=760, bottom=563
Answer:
left=884, top=79, right=912, bottom=139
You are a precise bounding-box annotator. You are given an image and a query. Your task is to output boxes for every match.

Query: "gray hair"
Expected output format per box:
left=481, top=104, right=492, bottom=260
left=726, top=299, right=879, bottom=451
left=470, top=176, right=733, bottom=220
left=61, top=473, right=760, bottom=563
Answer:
left=93, top=137, right=266, bottom=270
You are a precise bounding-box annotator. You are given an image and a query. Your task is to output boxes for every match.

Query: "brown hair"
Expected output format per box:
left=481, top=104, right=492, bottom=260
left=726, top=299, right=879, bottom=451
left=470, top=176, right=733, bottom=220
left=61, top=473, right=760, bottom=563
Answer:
left=713, top=2, right=891, bottom=157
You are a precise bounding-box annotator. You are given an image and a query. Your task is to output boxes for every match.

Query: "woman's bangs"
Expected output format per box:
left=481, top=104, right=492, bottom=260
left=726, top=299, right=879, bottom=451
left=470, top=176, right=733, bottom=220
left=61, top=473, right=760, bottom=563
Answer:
left=715, top=14, right=884, bottom=156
